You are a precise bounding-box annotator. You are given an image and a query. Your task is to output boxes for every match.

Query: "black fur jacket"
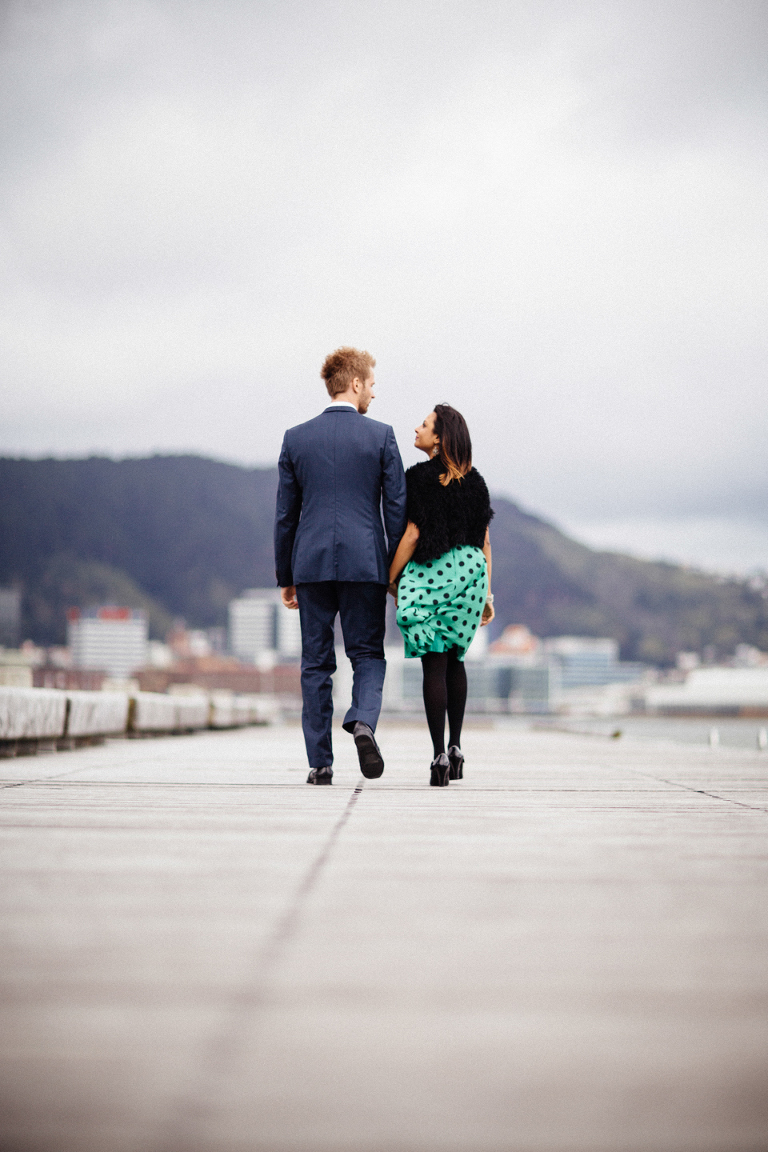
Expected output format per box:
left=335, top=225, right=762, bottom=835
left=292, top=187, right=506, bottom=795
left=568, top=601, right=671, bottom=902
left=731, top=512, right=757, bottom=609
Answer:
left=405, top=457, right=494, bottom=564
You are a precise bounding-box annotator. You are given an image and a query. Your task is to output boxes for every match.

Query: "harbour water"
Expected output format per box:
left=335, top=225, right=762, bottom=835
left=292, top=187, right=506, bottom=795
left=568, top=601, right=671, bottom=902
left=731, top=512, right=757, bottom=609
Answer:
left=526, top=714, right=768, bottom=751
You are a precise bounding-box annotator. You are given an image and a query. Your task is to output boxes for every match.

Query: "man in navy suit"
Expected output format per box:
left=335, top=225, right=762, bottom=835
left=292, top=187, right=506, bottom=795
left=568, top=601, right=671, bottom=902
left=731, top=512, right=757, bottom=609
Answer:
left=274, top=347, right=407, bottom=784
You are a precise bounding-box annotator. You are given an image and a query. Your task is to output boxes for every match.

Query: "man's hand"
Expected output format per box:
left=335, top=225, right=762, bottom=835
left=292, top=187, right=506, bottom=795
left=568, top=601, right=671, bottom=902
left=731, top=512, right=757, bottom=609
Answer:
left=281, top=586, right=299, bottom=610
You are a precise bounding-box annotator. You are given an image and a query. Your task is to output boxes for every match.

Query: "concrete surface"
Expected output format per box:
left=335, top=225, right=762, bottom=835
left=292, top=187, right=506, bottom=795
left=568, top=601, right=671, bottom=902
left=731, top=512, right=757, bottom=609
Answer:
left=0, top=720, right=766, bottom=1152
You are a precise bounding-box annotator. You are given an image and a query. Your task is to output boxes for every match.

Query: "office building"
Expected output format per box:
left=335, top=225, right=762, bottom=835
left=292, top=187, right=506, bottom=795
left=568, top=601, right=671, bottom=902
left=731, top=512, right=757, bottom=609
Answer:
left=276, top=604, right=302, bottom=658
left=229, top=589, right=301, bottom=663
left=384, top=630, right=647, bottom=715
left=67, top=607, right=148, bottom=678
left=0, top=588, right=21, bottom=648
left=542, top=636, right=645, bottom=688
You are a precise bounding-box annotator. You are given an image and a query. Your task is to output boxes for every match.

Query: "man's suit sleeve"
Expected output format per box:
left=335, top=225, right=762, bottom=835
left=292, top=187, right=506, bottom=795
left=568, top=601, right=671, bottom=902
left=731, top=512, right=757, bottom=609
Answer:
left=381, top=426, right=407, bottom=565
left=274, top=436, right=302, bottom=586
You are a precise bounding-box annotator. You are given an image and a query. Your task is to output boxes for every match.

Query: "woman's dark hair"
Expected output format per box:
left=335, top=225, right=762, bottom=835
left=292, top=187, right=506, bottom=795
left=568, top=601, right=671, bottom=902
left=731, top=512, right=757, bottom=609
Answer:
left=433, top=404, right=472, bottom=486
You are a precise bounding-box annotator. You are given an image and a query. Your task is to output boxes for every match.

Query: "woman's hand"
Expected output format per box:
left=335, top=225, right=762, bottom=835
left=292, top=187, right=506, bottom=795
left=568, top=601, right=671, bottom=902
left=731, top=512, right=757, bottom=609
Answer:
left=387, top=582, right=398, bottom=606
left=482, top=531, right=493, bottom=626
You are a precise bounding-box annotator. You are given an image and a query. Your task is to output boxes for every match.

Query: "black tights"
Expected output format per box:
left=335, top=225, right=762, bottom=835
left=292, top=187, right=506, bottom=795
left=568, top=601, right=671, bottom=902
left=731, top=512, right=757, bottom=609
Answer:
left=421, top=648, right=467, bottom=758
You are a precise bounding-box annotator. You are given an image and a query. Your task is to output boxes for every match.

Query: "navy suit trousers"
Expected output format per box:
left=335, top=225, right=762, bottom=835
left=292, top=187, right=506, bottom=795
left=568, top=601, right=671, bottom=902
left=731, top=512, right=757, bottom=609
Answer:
left=296, top=582, right=388, bottom=769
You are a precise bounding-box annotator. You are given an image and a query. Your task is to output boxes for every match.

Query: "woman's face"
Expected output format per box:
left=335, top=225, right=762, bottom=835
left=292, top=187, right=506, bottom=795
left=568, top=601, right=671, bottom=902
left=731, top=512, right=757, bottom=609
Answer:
left=414, top=411, right=439, bottom=456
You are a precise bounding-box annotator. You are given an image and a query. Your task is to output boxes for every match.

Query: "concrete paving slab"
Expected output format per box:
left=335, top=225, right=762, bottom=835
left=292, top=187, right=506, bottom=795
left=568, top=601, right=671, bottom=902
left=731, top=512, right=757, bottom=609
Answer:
left=0, top=722, right=766, bottom=1151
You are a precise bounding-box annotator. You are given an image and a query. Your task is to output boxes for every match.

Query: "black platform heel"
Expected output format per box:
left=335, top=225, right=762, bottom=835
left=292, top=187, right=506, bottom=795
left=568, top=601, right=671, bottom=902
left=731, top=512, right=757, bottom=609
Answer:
left=430, top=753, right=451, bottom=787
left=447, top=745, right=464, bottom=780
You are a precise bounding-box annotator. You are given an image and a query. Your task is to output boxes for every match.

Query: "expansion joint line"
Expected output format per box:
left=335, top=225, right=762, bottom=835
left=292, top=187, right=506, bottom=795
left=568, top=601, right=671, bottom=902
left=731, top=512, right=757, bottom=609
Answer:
left=616, top=763, right=768, bottom=814
left=0, top=766, right=94, bottom=790
left=662, top=779, right=767, bottom=813
left=255, top=780, right=366, bottom=978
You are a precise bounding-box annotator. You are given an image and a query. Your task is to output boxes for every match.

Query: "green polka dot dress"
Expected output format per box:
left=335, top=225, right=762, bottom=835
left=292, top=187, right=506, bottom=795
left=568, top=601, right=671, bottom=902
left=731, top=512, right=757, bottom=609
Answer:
left=396, top=544, right=488, bottom=660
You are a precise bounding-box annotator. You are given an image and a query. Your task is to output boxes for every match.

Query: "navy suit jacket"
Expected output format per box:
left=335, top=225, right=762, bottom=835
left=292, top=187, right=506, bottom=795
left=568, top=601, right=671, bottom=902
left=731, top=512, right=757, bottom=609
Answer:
left=274, top=406, right=407, bottom=587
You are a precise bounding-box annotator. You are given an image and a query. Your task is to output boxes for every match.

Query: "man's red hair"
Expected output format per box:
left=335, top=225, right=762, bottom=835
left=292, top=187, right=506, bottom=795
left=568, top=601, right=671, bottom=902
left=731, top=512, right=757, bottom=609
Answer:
left=321, top=346, right=376, bottom=397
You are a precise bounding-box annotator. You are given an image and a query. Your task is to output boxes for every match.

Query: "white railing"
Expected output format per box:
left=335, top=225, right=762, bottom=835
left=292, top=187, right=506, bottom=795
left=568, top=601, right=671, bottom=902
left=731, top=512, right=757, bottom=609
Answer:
left=0, top=685, right=277, bottom=755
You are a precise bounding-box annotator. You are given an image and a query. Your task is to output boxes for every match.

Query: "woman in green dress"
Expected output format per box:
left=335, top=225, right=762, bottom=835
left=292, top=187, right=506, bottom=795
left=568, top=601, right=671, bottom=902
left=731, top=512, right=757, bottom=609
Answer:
left=388, top=405, right=494, bottom=786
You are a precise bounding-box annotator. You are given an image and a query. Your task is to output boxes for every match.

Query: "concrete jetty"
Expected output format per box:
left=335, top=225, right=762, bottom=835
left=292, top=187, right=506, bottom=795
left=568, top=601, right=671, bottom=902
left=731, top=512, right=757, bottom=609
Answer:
left=1, top=721, right=766, bottom=1151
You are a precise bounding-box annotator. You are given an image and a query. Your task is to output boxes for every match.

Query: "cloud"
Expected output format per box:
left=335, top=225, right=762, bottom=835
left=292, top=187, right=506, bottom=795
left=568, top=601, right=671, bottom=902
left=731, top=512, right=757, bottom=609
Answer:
left=0, top=0, right=766, bottom=541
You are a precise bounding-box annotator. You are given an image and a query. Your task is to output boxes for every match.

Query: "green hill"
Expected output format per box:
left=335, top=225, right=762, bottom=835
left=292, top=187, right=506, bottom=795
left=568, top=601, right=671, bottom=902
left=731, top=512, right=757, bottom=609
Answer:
left=1, top=455, right=766, bottom=663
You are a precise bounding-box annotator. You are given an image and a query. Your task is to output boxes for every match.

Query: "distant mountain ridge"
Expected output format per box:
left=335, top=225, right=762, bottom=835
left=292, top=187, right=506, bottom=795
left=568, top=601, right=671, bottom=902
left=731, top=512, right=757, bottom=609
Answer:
left=1, top=455, right=766, bottom=663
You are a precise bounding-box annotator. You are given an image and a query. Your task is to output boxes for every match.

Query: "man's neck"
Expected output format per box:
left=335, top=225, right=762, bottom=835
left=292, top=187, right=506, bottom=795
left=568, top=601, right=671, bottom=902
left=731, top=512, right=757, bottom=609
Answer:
left=329, top=395, right=359, bottom=410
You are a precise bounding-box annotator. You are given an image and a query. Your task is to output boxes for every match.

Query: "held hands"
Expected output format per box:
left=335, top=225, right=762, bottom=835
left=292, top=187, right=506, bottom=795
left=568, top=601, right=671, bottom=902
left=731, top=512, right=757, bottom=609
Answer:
left=387, top=582, right=398, bottom=606
left=281, top=586, right=299, bottom=610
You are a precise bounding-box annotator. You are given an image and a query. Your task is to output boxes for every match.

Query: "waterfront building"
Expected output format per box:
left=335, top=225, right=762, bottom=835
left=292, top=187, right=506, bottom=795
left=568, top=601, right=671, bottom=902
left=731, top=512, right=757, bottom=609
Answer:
left=229, top=591, right=280, bottom=663
left=542, top=636, right=645, bottom=689
left=276, top=601, right=302, bottom=658
left=67, top=607, right=148, bottom=679
left=228, top=589, right=302, bottom=664
left=489, top=624, right=540, bottom=660
left=0, top=648, right=33, bottom=687
left=372, top=628, right=649, bottom=716
left=0, top=588, right=21, bottom=648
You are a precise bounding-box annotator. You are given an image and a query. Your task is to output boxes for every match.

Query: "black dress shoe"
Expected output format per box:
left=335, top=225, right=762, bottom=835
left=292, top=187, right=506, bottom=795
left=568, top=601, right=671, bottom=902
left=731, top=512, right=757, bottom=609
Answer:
left=353, top=722, right=384, bottom=778
left=430, top=753, right=450, bottom=787
left=447, top=745, right=464, bottom=780
left=307, top=766, right=333, bottom=785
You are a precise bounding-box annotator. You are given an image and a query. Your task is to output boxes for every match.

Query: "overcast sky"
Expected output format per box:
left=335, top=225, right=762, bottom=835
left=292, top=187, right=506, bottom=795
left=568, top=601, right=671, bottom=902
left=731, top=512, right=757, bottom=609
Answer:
left=1, top=0, right=766, bottom=573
